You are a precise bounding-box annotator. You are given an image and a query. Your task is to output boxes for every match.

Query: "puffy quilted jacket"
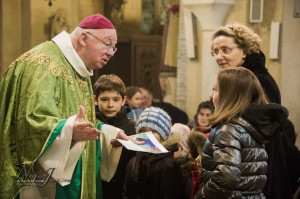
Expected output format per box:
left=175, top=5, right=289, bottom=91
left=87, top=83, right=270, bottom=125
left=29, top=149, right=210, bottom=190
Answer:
left=196, top=117, right=268, bottom=199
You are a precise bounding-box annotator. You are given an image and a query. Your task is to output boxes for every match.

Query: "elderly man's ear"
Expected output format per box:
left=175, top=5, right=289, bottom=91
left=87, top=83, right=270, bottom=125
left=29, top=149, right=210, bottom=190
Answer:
left=78, top=32, right=88, bottom=47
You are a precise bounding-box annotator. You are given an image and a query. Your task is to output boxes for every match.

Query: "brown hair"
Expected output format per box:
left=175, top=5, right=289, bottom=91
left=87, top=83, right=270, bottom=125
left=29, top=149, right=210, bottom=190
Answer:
left=211, top=23, right=262, bottom=55
left=125, top=86, right=142, bottom=99
left=94, top=74, right=126, bottom=98
left=196, top=100, right=215, bottom=115
left=209, top=67, right=268, bottom=125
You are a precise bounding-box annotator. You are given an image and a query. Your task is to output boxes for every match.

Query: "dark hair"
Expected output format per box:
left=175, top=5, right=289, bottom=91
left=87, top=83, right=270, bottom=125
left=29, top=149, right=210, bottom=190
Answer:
left=125, top=86, right=142, bottom=99
left=94, top=74, right=126, bottom=98
left=196, top=100, right=215, bottom=115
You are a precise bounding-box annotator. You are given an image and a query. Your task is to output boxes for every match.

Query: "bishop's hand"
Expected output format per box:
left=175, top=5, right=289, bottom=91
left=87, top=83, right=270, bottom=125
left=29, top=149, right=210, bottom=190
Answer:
left=72, top=106, right=101, bottom=141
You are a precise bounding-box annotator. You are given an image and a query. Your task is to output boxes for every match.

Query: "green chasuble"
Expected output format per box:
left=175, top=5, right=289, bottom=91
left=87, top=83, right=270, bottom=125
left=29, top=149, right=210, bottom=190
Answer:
left=0, top=39, right=102, bottom=199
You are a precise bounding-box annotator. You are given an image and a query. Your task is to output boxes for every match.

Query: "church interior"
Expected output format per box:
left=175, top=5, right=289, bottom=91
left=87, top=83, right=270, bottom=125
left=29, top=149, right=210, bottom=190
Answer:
left=0, top=0, right=300, bottom=148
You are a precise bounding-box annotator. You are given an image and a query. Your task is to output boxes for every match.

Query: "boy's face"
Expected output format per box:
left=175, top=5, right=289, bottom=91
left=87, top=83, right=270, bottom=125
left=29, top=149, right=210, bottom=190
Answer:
left=94, top=90, right=126, bottom=118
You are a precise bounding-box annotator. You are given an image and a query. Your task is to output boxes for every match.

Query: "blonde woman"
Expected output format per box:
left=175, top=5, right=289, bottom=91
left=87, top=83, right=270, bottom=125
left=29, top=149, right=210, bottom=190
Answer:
left=211, top=23, right=280, bottom=104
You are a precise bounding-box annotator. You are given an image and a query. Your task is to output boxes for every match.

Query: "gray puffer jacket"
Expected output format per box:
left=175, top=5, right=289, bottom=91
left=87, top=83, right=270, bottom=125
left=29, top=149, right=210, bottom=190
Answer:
left=196, top=118, right=269, bottom=199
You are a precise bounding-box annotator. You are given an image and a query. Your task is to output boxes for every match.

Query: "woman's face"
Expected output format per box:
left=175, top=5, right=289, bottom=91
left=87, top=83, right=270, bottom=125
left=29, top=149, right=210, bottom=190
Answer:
left=212, top=36, right=246, bottom=69
left=197, top=108, right=212, bottom=128
left=210, top=79, right=219, bottom=108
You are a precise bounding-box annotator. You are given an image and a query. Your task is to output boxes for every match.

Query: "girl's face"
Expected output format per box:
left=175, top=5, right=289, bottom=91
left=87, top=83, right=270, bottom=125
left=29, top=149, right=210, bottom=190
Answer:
left=212, top=36, right=246, bottom=69
left=128, top=92, right=142, bottom=108
left=210, top=79, right=220, bottom=108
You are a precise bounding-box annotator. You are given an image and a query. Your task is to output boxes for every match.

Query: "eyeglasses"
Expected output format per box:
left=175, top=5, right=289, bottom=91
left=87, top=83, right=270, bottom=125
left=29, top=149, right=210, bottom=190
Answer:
left=211, top=46, right=239, bottom=57
left=86, top=32, right=117, bottom=54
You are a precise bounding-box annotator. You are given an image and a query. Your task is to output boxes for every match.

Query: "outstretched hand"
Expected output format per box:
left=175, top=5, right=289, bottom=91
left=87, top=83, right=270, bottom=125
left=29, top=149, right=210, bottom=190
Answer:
left=110, top=131, right=129, bottom=148
left=72, top=106, right=101, bottom=141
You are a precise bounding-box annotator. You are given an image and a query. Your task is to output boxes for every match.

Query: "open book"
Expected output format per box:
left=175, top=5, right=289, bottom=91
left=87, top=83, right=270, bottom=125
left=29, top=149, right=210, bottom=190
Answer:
left=116, top=131, right=168, bottom=154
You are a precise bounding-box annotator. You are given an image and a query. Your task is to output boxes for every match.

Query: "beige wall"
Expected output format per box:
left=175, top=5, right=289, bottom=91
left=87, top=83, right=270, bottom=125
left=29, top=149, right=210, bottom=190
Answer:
left=281, top=0, right=300, bottom=148
left=119, top=0, right=142, bottom=41
left=1, top=0, right=22, bottom=77
left=30, top=0, right=78, bottom=47
left=78, top=0, right=103, bottom=22
left=1, top=0, right=80, bottom=64
left=185, top=23, right=202, bottom=119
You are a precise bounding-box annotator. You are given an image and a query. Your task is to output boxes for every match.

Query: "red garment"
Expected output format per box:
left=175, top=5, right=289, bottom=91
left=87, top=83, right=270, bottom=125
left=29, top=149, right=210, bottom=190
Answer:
left=196, top=127, right=210, bottom=138
left=190, top=164, right=201, bottom=199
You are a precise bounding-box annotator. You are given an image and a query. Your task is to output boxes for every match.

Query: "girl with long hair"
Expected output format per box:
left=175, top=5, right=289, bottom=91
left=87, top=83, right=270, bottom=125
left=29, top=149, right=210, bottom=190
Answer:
left=195, top=67, right=288, bottom=198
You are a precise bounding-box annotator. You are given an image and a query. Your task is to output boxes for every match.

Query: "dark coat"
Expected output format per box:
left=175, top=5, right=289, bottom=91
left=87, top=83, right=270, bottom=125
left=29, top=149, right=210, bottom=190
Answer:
left=242, top=51, right=281, bottom=104
left=96, top=104, right=136, bottom=199
left=195, top=104, right=288, bottom=199
left=281, top=120, right=300, bottom=195
left=177, top=157, right=201, bottom=199
left=242, top=52, right=300, bottom=198
left=123, top=152, right=184, bottom=199
left=197, top=119, right=268, bottom=198
left=242, top=104, right=296, bottom=199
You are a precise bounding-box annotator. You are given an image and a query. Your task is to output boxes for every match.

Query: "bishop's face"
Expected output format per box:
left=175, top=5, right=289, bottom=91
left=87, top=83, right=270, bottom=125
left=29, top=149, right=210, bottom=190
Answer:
left=81, top=29, right=117, bottom=70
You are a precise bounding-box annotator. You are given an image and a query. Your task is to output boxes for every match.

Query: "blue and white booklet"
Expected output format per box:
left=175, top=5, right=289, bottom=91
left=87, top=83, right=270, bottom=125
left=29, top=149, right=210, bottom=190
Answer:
left=116, top=131, right=168, bottom=154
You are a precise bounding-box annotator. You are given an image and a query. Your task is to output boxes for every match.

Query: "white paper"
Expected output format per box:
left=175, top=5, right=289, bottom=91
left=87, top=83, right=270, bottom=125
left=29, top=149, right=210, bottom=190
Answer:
left=116, top=131, right=168, bottom=154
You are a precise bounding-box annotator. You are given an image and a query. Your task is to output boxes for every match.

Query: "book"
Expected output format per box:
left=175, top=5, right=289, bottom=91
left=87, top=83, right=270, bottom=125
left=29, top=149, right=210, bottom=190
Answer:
left=116, top=131, right=168, bottom=154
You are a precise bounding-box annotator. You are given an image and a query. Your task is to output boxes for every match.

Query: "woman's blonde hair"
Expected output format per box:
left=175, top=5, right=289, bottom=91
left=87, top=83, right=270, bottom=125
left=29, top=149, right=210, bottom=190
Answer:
left=211, top=23, right=262, bottom=55
left=209, top=67, right=268, bottom=125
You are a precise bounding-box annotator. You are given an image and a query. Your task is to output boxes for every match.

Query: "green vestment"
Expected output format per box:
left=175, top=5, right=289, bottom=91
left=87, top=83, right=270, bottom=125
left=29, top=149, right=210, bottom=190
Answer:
left=0, top=39, right=102, bottom=199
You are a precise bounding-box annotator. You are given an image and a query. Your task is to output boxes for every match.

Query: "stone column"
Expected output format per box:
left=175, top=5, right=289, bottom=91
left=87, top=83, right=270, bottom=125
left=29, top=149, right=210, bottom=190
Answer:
left=176, top=11, right=189, bottom=110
